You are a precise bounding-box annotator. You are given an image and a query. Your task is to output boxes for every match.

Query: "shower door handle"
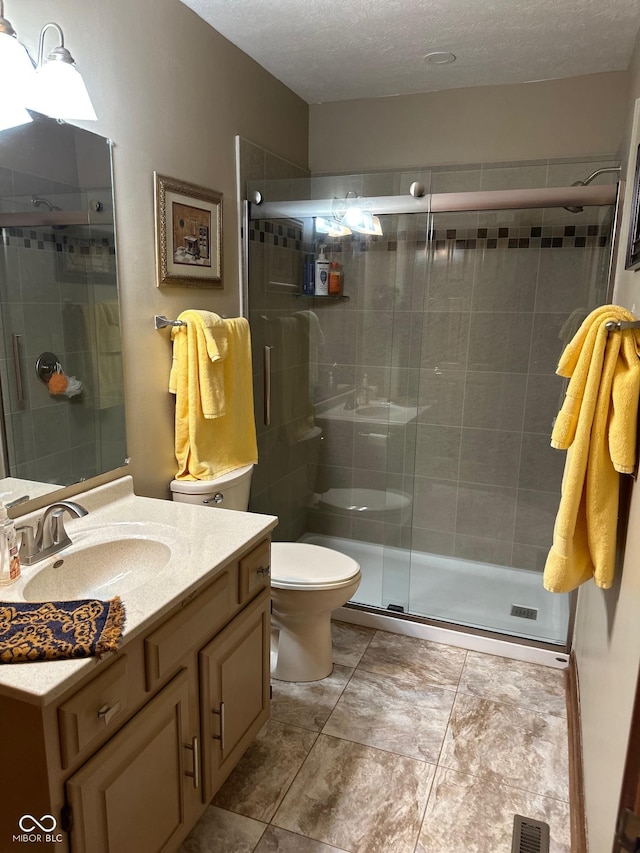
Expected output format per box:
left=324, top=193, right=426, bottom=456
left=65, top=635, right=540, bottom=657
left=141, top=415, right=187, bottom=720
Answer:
left=11, top=334, right=25, bottom=402
left=263, top=345, right=273, bottom=426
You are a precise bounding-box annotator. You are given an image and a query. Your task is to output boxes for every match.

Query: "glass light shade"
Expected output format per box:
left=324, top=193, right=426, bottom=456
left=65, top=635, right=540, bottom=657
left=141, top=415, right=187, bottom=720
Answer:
left=0, top=33, right=35, bottom=106
left=316, top=216, right=351, bottom=237
left=26, top=60, right=97, bottom=121
left=343, top=207, right=383, bottom=236
left=0, top=32, right=36, bottom=131
left=0, top=99, right=32, bottom=132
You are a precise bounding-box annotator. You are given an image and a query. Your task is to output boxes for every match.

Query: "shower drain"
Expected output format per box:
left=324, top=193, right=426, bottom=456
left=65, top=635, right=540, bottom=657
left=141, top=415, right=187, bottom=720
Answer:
left=511, top=815, right=549, bottom=853
left=511, top=604, right=538, bottom=621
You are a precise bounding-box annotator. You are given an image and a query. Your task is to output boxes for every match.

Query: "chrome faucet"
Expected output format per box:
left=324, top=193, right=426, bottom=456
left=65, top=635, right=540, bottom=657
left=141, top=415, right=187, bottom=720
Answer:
left=17, top=500, right=89, bottom=566
left=343, top=390, right=356, bottom=410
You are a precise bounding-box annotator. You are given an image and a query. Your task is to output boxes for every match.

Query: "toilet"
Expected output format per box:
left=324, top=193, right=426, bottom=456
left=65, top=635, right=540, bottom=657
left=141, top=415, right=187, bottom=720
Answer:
left=170, top=464, right=361, bottom=682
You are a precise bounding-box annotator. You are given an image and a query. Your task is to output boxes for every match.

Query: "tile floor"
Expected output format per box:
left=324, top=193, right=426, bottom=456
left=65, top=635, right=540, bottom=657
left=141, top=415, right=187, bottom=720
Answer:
left=180, top=621, right=570, bottom=853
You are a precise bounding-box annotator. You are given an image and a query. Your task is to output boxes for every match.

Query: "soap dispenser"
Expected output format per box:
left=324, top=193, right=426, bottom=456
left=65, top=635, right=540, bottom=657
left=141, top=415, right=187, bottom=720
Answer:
left=356, top=373, right=371, bottom=407
left=0, top=501, right=20, bottom=586
left=314, top=245, right=330, bottom=296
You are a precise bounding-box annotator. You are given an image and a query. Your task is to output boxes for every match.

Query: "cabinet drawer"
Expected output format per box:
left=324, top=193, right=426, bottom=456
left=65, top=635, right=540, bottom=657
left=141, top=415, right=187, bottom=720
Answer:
left=58, top=655, right=129, bottom=769
left=238, top=539, right=270, bottom=604
left=145, top=568, right=233, bottom=691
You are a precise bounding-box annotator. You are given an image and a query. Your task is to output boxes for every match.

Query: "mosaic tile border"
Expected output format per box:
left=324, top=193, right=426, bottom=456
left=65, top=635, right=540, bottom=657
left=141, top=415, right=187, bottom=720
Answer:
left=2, top=226, right=116, bottom=256
left=249, top=220, right=609, bottom=251
left=249, top=219, right=303, bottom=251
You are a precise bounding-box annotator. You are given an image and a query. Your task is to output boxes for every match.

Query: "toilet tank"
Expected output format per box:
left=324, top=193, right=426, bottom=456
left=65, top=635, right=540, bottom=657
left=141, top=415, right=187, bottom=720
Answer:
left=170, top=463, right=254, bottom=511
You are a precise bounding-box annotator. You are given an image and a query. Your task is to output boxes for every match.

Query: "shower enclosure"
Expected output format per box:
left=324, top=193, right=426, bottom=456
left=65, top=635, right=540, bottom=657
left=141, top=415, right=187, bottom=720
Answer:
left=243, top=160, right=619, bottom=650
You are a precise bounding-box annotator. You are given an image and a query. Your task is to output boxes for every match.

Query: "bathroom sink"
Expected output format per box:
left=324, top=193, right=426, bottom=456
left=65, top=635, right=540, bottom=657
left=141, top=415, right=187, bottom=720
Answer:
left=355, top=403, right=415, bottom=421
left=22, top=522, right=180, bottom=602
left=315, top=397, right=429, bottom=425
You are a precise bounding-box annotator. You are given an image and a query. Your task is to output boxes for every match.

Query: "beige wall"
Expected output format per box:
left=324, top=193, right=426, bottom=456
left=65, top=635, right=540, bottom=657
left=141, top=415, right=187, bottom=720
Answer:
left=574, top=30, right=640, bottom=853
left=309, top=72, right=628, bottom=173
left=9, top=0, right=308, bottom=498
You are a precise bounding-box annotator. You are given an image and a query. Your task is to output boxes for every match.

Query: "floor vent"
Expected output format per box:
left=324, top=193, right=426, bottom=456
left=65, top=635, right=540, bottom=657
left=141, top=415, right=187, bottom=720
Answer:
left=386, top=604, right=405, bottom=613
left=511, top=604, right=538, bottom=620
left=511, top=814, right=550, bottom=853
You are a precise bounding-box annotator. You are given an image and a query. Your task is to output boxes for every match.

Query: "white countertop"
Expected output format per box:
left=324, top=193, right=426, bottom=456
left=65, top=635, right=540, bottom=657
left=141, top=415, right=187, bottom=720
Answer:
left=0, top=476, right=277, bottom=706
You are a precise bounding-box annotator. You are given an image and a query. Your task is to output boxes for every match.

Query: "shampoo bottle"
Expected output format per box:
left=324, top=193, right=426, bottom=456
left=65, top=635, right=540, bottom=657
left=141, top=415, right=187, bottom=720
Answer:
left=0, top=502, right=20, bottom=586
left=303, top=255, right=315, bottom=295
left=314, top=245, right=330, bottom=296
left=328, top=261, right=342, bottom=295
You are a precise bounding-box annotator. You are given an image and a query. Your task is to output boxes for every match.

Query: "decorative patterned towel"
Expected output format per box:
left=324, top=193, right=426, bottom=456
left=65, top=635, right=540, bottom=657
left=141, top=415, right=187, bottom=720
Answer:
left=0, top=598, right=126, bottom=664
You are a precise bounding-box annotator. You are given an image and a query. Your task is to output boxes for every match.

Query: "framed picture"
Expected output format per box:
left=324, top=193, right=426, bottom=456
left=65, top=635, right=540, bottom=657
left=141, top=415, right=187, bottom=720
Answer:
left=154, top=173, right=222, bottom=287
left=625, top=144, right=640, bottom=271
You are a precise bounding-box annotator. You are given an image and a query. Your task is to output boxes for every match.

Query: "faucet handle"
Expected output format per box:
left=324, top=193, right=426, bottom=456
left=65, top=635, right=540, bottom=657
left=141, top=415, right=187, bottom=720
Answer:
left=49, top=508, right=71, bottom=547
left=16, top=523, right=37, bottom=560
left=39, top=500, right=89, bottom=550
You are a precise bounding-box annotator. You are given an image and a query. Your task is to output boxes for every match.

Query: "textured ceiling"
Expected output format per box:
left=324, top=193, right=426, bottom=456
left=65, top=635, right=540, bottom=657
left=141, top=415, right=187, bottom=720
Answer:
left=179, top=0, right=640, bottom=103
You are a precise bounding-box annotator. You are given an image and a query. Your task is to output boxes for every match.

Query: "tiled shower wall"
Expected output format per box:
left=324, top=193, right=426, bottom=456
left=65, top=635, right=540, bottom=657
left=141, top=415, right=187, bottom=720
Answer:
left=0, top=166, right=123, bottom=485
left=308, top=205, right=611, bottom=572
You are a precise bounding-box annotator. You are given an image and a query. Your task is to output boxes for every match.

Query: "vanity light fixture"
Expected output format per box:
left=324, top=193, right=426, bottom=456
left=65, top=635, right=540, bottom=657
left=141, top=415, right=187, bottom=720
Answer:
left=332, top=191, right=384, bottom=237
left=343, top=207, right=383, bottom=236
left=316, top=216, right=352, bottom=238
left=26, top=22, right=97, bottom=121
left=0, top=2, right=97, bottom=130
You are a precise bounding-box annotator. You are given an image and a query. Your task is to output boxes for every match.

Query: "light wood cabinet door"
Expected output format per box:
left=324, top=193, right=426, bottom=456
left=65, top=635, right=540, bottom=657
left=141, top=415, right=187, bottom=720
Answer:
left=199, top=588, right=270, bottom=801
left=66, top=669, right=200, bottom=853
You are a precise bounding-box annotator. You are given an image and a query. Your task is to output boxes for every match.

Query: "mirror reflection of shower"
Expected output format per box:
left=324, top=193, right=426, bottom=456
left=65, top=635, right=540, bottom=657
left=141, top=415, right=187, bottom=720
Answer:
left=31, top=195, right=67, bottom=229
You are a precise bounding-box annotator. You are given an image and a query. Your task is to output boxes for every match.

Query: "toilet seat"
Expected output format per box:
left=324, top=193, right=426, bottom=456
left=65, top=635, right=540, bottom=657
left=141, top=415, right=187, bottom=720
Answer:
left=270, top=543, right=360, bottom=591
left=318, top=487, right=411, bottom=514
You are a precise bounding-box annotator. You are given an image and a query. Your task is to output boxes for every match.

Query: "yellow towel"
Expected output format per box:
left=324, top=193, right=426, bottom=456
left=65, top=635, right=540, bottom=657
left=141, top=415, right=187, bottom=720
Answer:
left=274, top=315, right=315, bottom=445
left=544, top=305, right=640, bottom=593
left=171, top=316, right=258, bottom=481
left=94, top=301, right=124, bottom=408
left=169, top=310, right=228, bottom=419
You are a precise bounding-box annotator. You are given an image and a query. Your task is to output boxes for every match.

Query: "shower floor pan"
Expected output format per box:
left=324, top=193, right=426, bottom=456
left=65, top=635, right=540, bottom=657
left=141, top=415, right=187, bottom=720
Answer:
left=300, top=533, right=569, bottom=645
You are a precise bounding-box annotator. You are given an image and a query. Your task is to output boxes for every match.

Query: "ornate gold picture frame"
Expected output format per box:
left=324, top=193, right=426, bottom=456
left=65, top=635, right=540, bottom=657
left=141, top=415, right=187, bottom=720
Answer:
left=154, top=173, right=222, bottom=288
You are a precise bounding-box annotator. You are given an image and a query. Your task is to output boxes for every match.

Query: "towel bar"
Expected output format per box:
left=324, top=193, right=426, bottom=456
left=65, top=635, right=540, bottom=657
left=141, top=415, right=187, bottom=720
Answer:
left=605, top=320, right=640, bottom=331
left=154, top=315, right=187, bottom=329
left=154, top=313, right=228, bottom=330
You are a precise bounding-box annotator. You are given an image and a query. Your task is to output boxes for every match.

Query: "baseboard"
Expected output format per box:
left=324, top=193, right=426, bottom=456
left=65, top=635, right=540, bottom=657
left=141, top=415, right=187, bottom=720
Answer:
left=566, top=651, right=587, bottom=853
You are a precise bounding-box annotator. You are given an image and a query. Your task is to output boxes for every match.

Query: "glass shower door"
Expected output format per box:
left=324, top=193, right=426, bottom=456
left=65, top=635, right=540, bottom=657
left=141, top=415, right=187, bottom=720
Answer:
left=404, top=203, right=614, bottom=644
left=244, top=163, right=616, bottom=648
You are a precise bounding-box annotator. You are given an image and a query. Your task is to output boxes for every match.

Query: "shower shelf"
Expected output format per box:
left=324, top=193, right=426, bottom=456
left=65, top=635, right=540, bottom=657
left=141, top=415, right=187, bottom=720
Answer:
left=295, top=294, right=350, bottom=301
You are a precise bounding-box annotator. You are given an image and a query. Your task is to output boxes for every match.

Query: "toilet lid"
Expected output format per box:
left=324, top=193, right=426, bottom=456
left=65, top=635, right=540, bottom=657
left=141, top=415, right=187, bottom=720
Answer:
left=270, top=543, right=360, bottom=590
left=169, top=463, right=254, bottom=494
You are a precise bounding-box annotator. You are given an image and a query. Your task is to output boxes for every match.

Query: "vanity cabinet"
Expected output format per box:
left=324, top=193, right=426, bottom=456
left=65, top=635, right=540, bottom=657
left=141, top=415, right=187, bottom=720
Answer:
left=65, top=669, right=200, bottom=853
left=1, top=536, right=272, bottom=853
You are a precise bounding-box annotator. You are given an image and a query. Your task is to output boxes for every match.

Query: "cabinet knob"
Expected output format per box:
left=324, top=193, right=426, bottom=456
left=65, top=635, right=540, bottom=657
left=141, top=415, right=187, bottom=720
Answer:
left=97, top=701, right=121, bottom=725
left=256, top=566, right=270, bottom=577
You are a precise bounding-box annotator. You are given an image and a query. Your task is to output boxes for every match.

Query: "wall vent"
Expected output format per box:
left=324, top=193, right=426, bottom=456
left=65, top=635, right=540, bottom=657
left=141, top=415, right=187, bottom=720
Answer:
left=511, top=815, right=549, bottom=853
left=511, top=604, right=538, bottom=621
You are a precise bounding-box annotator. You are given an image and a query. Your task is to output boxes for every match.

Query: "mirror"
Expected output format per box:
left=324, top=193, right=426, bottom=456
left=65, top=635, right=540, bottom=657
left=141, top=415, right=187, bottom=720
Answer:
left=0, top=115, right=126, bottom=507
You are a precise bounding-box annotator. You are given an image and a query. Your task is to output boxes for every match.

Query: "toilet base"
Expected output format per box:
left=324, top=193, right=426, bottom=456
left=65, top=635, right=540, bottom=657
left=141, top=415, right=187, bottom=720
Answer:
left=270, top=573, right=360, bottom=682
left=271, top=613, right=334, bottom=682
